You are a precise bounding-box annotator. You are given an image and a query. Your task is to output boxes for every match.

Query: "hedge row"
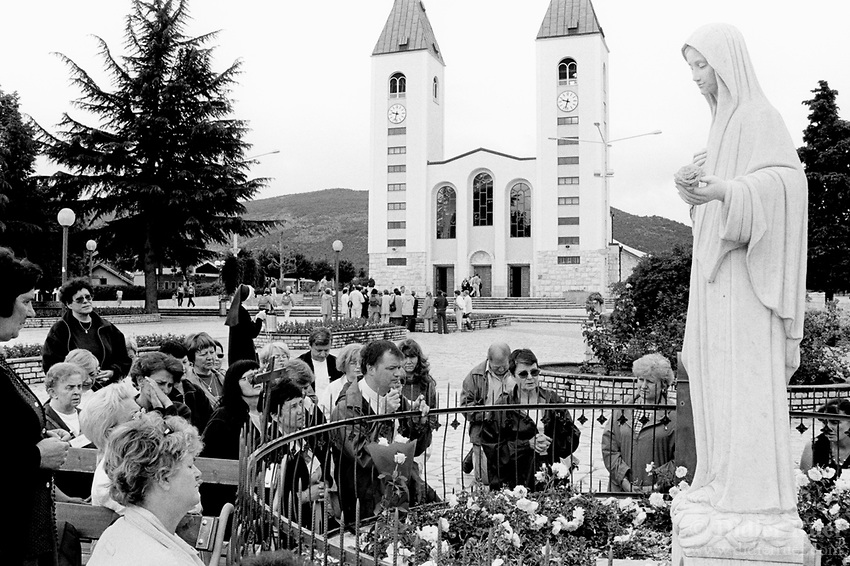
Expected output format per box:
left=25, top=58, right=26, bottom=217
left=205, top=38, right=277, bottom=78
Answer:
left=89, top=282, right=223, bottom=301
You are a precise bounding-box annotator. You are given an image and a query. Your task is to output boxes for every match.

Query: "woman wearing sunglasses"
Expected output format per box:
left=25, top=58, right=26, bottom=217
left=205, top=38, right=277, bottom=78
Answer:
left=800, top=398, right=850, bottom=476
left=42, top=278, right=132, bottom=390
left=482, top=348, right=581, bottom=491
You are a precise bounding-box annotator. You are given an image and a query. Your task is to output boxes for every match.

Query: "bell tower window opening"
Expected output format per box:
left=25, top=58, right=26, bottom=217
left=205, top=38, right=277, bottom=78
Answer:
left=389, top=72, right=407, bottom=98
left=558, top=58, right=578, bottom=85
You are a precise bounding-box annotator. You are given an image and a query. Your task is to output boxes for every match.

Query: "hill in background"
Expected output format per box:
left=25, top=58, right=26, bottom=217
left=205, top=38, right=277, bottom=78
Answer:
left=611, top=207, right=692, bottom=256
left=230, top=189, right=691, bottom=270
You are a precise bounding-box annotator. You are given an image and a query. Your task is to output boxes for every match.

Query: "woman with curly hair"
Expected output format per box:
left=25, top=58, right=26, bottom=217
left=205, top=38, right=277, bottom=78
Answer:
left=88, top=412, right=204, bottom=566
left=398, top=339, right=438, bottom=428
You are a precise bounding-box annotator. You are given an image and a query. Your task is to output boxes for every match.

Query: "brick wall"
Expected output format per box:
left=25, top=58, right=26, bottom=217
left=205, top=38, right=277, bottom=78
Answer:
left=24, top=313, right=161, bottom=328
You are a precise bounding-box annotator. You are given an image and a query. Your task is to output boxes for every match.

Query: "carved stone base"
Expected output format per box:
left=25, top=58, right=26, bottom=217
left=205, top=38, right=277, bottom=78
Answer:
left=671, top=494, right=820, bottom=566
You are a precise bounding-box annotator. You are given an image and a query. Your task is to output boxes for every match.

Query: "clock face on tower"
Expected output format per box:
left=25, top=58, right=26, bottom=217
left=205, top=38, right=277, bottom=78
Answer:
left=557, top=90, right=578, bottom=112
left=388, top=104, right=406, bottom=124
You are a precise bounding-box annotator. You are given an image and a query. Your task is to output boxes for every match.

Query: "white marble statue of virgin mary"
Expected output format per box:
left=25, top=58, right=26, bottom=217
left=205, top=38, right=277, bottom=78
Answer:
left=670, top=23, right=814, bottom=562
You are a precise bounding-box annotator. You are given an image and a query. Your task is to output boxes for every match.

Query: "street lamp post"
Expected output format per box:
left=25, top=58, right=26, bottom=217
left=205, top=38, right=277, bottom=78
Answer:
left=332, top=240, right=343, bottom=321
left=57, top=208, right=76, bottom=285
left=86, top=239, right=98, bottom=283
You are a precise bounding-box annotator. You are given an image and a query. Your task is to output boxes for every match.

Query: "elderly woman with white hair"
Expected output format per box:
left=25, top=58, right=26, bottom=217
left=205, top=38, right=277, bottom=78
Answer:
left=87, top=412, right=204, bottom=566
left=318, top=343, right=362, bottom=417
left=258, top=341, right=291, bottom=372
left=601, top=353, right=677, bottom=492
left=80, top=381, right=143, bottom=513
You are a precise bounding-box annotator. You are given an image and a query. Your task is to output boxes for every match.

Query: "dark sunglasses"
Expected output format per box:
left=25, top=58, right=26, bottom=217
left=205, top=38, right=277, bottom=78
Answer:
left=73, top=294, right=93, bottom=304
left=216, top=353, right=225, bottom=359
left=517, top=369, right=541, bottom=378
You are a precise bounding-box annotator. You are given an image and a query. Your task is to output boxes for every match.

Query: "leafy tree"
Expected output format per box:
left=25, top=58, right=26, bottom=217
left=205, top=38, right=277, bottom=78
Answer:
left=798, top=80, right=850, bottom=301
left=0, top=88, right=63, bottom=287
left=37, top=0, right=273, bottom=312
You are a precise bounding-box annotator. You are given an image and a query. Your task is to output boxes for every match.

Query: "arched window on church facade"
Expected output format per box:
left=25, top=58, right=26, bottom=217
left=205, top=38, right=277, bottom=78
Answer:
left=435, top=186, right=456, bottom=239
left=389, top=72, right=406, bottom=97
left=558, top=58, right=577, bottom=85
left=472, top=173, right=494, bottom=226
left=510, top=183, right=531, bottom=238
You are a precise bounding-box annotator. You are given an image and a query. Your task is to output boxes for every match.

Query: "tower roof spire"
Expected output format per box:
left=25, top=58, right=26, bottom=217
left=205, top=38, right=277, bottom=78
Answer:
left=373, top=0, right=444, bottom=64
left=537, top=0, right=604, bottom=39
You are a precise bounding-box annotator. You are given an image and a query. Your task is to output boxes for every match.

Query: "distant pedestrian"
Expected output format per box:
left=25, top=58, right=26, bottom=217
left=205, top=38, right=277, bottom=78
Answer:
left=463, top=289, right=474, bottom=331
left=186, top=283, right=196, bottom=307
left=421, top=291, right=435, bottom=333
left=381, top=289, right=392, bottom=324
left=368, top=289, right=382, bottom=323
left=454, top=290, right=465, bottom=332
left=434, top=291, right=449, bottom=334
left=177, top=283, right=185, bottom=307
left=321, top=288, right=334, bottom=325
left=402, top=289, right=415, bottom=330
left=390, top=288, right=404, bottom=326
left=115, top=289, right=123, bottom=306
left=279, top=286, right=295, bottom=324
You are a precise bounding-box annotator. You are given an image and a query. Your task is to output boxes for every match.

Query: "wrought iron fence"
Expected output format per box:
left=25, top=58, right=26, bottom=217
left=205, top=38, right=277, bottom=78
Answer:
left=229, top=397, right=678, bottom=564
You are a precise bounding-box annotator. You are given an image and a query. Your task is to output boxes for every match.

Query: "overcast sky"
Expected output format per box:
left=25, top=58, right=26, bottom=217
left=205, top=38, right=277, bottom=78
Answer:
left=2, top=0, right=848, bottom=225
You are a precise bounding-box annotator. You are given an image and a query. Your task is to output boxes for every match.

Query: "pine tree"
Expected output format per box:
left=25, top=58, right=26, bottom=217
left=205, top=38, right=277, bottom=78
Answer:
left=38, top=0, right=273, bottom=311
left=799, top=80, right=850, bottom=300
left=0, top=87, right=63, bottom=285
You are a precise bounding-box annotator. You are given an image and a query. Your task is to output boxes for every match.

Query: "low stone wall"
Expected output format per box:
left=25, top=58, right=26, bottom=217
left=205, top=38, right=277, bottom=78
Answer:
left=255, top=325, right=409, bottom=350
left=8, top=356, right=44, bottom=385
left=542, top=369, right=850, bottom=413
left=413, top=315, right=511, bottom=332
left=24, top=313, right=162, bottom=328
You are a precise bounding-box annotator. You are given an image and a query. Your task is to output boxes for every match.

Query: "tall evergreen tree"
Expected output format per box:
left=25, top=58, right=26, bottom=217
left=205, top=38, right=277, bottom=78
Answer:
left=0, top=87, right=63, bottom=286
left=38, top=0, right=273, bottom=311
left=798, top=80, right=850, bottom=300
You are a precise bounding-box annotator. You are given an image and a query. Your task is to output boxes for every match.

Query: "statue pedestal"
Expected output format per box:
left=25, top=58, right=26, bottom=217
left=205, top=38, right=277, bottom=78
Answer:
left=672, top=517, right=821, bottom=566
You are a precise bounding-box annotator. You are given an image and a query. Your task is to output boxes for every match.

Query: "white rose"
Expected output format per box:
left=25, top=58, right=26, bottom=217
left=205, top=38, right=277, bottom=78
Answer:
left=535, top=470, right=546, bottom=482
left=512, top=485, right=528, bottom=499
left=823, top=467, right=836, bottom=480
left=534, top=515, right=549, bottom=527
left=516, top=497, right=539, bottom=515
left=645, top=462, right=655, bottom=474
left=795, top=473, right=810, bottom=488
left=551, top=522, right=562, bottom=535
left=552, top=462, right=569, bottom=478
left=649, top=492, right=666, bottom=508
left=836, top=518, right=850, bottom=532
left=394, top=452, right=407, bottom=465
left=572, top=506, right=585, bottom=520
left=830, top=503, right=840, bottom=516
left=377, top=437, right=390, bottom=446
left=613, top=533, right=631, bottom=543
left=633, top=511, right=647, bottom=526
left=416, top=525, right=439, bottom=544
left=439, top=517, right=449, bottom=531
left=618, top=497, right=635, bottom=511
left=836, top=477, right=850, bottom=493
left=511, top=533, right=521, bottom=548
left=492, top=559, right=504, bottom=566
left=675, top=466, right=688, bottom=478
left=669, top=486, right=681, bottom=498
left=808, top=467, right=823, bottom=481
left=812, top=519, right=824, bottom=533
left=447, top=494, right=459, bottom=508
left=394, top=433, right=410, bottom=444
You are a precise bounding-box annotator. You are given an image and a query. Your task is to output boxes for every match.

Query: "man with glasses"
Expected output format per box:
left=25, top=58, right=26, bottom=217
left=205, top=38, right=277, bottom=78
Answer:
left=43, top=278, right=132, bottom=388
left=460, top=342, right=514, bottom=484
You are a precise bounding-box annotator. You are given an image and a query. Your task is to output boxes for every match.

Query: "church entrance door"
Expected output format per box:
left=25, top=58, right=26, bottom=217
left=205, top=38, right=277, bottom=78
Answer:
left=434, top=265, right=454, bottom=294
left=509, top=265, right=530, bottom=297
left=472, top=266, right=491, bottom=297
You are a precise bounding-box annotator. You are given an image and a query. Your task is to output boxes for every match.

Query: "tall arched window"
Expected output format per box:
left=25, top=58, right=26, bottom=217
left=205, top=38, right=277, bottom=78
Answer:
left=389, top=72, right=407, bottom=97
left=435, top=186, right=456, bottom=239
left=510, top=183, right=532, bottom=238
left=472, top=173, right=493, bottom=226
left=558, top=58, right=578, bottom=84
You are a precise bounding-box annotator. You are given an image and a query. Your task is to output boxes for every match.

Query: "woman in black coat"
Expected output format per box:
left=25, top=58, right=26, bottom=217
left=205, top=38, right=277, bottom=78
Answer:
left=200, top=359, right=262, bottom=515
left=225, top=284, right=266, bottom=364
left=1, top=247, right=70, bottom=565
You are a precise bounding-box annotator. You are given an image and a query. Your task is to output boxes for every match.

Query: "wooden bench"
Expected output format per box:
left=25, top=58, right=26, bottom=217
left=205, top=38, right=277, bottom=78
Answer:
left=57, top=448, right=241, bottom=565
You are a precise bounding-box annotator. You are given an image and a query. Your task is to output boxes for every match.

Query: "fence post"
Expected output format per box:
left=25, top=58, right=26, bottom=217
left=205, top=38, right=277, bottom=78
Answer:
left=676, top=352, right=697, bottom=482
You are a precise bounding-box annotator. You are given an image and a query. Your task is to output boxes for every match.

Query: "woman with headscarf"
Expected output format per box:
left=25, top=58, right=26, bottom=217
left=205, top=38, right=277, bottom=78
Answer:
left=670, top=24, right=808, bottom=556
left=225, top=284, right=265, bottom=364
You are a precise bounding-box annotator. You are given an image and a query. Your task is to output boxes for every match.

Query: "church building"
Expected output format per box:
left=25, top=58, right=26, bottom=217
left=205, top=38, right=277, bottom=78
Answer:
left=367, top=0, right=619, bottom=297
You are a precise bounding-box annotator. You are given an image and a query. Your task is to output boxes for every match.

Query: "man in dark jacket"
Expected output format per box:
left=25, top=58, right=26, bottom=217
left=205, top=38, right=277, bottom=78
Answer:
left=42, top=278, right=132, bottom=389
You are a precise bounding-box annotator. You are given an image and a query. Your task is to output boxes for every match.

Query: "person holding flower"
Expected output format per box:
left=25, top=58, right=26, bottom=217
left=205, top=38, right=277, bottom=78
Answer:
left=602, top=353, right=676, bottom=492
left=799, top=398, right=850, bottom=476
left=330, top=340, right=434, bottom=521
left=483, top=348, right=581, bottom=491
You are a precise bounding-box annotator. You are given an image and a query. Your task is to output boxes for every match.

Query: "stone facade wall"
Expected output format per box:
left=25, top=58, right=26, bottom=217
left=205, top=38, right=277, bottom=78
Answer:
left=368, top=252, right=428, bottom=293
left=24, top=313, right=161, bottom=328
left=535, top=249, right=608, bottom=297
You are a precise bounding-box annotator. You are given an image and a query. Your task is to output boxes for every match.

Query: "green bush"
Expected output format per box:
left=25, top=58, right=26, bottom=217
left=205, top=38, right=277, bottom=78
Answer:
left=792, top=301, right=850, bottom=385
left=0, top=332, right=191, bottom=360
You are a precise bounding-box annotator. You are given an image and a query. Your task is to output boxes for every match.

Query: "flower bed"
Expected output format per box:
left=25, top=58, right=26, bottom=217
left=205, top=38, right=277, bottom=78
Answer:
left=258, top=322, right=408, bottom=350
left=796, top=466, right=850, bottom=565
left=361, top=463, right=676, bottom=566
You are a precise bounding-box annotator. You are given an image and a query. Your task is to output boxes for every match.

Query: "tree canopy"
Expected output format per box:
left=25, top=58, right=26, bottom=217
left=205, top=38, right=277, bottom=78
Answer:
left=38, top=0, right=274, bottom=311
left=798, top=80, right=850, bottom=300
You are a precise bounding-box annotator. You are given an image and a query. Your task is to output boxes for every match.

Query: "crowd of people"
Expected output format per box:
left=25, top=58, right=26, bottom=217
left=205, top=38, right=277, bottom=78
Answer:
left=5, top=245, right=846, bottom=565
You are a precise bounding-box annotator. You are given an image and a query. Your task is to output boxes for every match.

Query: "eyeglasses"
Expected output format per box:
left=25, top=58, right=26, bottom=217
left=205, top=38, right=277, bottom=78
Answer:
left=73, top=294, right=93, bottom=304
left=516, top=369, right=541, bottom=378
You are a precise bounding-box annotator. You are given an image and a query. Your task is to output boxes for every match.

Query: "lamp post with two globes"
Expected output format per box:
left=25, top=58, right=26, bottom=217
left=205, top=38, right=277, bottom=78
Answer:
left=57, top=208, right=76, bottom=285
